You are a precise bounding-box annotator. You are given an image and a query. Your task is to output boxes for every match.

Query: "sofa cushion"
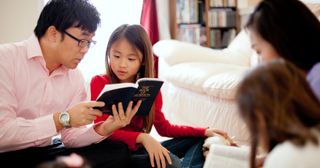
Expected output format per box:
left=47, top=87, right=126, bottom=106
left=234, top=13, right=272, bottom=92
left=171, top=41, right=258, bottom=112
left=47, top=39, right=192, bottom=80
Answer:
left=165, top=62, right=249, bottom=99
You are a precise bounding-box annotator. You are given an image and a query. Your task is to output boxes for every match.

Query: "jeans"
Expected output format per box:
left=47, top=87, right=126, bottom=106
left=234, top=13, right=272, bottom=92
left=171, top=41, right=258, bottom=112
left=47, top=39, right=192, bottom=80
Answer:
left=131, top=137, right=204, bottom=168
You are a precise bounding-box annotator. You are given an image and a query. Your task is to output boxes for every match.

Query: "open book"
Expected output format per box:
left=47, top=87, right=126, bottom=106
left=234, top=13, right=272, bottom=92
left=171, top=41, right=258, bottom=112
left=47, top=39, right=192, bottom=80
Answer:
left=94, top=78, right=164, bottom=116
left=203, top=144, right=250, bottom=168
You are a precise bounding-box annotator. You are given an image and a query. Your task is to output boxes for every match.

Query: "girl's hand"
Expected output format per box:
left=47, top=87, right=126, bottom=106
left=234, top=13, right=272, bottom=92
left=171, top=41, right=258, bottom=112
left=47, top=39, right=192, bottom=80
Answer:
left=204, top=128, right=228, bottom=137
left=95, top=100, right=142, bottom=136
left=205, top=128, right=238, bottom=146
left=137, top=133, right=172, bottom=168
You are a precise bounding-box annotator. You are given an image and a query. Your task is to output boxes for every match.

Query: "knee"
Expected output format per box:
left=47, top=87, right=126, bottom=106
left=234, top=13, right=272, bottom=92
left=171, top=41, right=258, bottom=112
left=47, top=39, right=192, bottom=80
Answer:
left=167, top=153, right=182, bottom=168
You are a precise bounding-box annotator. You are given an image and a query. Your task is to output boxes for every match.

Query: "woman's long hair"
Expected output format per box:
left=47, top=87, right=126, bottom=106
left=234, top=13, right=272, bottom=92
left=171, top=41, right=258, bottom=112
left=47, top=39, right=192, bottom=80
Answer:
left=236, top=60, right=320, bottom=168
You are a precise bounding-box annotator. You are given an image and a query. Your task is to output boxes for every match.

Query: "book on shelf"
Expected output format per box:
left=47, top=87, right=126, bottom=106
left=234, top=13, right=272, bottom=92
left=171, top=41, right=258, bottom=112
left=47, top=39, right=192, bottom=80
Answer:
left=94, top=78, right=164, bottom=116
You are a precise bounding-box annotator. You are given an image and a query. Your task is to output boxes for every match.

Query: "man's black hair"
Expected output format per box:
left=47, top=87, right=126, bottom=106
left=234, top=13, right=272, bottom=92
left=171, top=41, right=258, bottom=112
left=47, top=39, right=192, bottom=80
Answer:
left=34, top=0, right=100, bottom=38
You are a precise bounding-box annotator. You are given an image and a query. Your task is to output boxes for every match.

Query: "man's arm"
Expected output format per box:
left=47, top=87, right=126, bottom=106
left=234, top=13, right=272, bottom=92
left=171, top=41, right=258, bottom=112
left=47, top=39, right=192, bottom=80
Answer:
left=0, top=47, right=60, bottom=152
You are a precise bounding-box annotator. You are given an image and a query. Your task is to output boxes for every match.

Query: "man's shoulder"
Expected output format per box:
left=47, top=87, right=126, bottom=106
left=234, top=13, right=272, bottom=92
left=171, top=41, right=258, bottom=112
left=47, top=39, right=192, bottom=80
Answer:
left=0, top=40, right=27, bottom=57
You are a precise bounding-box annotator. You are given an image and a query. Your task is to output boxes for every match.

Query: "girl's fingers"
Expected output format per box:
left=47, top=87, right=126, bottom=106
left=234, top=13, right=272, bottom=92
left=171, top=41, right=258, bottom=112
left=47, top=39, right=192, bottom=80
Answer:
left=159, top=152, right=166, bottom=168
left=213, top=129, right=228, bottom=137
left=154, top=153, right=161, bottom=168
left=125, top=101, right=133, bottom=114
left=130, top=100, right=142, bottom=118
left=117, top=102, right=125, bottom=120
left=111, top=104, right=120, bottom=121
left=149, top=153, right=155, bottom=167
left=125, top=101, right=134, bottom=122
left=163, top=149, right=172, bottom=165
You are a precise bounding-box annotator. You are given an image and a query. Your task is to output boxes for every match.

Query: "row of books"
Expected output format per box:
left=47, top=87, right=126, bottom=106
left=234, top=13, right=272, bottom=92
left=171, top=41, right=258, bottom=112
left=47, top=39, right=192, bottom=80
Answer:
left=176, top=0, right=205, bottom=24
left=210, top=29, right=236, bottom=48
left=176, top=24, right=236, bottom=48
left=177, top=24, right=207, bottom=46
left=207, top=9, right=236, bottom=27
left=209, top=0, right=236, bottom=7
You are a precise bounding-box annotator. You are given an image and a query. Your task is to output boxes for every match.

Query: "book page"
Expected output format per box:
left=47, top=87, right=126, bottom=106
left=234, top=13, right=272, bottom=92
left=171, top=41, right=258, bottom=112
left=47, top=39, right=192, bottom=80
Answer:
left=97, top=82, right=137, bottom=98
left=203, top=145, right=250, bottom=168
left=137, top=77, right=164, bottom=83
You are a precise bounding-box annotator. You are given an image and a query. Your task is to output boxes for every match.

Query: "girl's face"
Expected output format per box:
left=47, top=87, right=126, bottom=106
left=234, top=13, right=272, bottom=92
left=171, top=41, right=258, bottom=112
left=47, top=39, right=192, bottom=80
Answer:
left=109, top=38, right=143, bottom=83
left=249, top=29, right=281, bottom=63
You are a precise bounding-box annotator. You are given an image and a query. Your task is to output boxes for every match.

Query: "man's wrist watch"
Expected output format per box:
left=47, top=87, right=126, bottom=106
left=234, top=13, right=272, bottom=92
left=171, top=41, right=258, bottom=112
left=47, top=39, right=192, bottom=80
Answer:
left=59, top=111, right=71, bottom=128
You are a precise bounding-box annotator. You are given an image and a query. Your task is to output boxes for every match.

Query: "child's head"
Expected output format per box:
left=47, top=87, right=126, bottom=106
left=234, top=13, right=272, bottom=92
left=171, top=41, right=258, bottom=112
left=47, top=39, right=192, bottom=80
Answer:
left=105, top=24, right=154, bottom=83
left=236, top=59, right=320, bottom=168
left=246, top=0, right=320, bottom=72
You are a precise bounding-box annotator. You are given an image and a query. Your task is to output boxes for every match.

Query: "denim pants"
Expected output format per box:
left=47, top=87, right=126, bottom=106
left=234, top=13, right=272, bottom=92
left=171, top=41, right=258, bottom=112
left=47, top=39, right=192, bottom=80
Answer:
left=130, top=137, right=204, bottom=168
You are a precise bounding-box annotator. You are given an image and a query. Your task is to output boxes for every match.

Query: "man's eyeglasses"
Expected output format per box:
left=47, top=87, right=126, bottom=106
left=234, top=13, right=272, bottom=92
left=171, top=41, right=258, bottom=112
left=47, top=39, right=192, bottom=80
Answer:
left=63, top=31, right=96, bottom=48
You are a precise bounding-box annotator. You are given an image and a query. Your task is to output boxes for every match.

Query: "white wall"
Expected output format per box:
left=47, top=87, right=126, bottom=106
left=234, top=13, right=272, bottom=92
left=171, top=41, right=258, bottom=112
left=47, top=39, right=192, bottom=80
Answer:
left=0, top=0, right=43, bottom=44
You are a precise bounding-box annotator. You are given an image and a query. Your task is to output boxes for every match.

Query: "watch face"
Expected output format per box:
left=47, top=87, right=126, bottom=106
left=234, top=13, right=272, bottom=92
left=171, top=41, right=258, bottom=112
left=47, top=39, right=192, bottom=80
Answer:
left=61, top=113, right=69, bottom=122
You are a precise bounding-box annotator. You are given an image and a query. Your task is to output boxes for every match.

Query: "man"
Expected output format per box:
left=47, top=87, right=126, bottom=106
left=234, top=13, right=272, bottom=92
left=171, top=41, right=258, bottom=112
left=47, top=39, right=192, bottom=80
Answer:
left=0, top=0, right=141, bottom=167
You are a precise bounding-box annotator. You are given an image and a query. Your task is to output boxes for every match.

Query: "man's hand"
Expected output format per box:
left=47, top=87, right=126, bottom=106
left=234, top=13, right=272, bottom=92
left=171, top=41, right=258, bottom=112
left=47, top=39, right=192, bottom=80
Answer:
left=54, top=101, right=104, bottom=131
left=68, top=101, right=104, bottom=127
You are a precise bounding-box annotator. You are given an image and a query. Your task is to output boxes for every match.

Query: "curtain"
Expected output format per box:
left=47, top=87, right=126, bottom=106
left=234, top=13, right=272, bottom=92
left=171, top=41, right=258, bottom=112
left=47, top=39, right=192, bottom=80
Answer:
left=140, top=0, right=159, bottom=77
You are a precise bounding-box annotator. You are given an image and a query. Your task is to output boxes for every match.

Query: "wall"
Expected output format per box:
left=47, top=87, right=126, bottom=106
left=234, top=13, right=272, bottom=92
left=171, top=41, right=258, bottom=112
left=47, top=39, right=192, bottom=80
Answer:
left=0, top=0, right=43, bottom=44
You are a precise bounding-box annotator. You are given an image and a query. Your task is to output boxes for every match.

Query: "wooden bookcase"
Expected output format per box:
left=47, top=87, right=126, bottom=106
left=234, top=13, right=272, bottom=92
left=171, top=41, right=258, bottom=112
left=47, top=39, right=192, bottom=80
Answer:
left=170, top=0, right=239, bottom=49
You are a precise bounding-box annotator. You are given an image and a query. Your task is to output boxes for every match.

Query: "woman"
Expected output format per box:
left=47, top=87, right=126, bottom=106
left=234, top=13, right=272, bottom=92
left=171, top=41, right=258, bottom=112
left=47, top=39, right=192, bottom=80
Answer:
left=236, top=59, right=320, bottom=168
left=246, top=0, right=320, bottom=100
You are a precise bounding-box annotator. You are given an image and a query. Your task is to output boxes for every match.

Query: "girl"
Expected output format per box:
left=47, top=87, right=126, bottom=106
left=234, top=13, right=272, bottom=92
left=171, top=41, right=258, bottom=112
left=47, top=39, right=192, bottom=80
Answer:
left=90, top=24, right=232, bottom=168
left=246, top=0, right=320, bottom=100
left=236, top=59, right=320, bottom=168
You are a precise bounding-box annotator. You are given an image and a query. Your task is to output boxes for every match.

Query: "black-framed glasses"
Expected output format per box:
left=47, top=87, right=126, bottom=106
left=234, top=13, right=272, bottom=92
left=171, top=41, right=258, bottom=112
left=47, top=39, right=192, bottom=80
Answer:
left=63, top=31, right=96, bottom=48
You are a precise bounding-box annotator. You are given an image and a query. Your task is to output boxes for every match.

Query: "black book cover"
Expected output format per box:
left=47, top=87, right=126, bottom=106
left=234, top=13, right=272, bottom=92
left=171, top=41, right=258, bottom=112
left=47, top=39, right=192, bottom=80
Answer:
left=94, top=78, right=164, bottom=116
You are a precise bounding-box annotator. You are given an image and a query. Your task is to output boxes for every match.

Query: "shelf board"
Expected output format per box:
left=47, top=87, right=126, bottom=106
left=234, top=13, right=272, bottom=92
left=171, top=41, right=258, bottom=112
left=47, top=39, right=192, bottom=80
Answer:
left=209, top=26, right=237, bottom=29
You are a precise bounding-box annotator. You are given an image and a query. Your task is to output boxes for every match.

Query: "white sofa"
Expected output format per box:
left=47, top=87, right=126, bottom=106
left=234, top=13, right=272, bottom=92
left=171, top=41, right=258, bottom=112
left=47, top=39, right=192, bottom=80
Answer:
left=153, top=30, right=256, bottom=145
left=153, top=31, right=256, bottom=167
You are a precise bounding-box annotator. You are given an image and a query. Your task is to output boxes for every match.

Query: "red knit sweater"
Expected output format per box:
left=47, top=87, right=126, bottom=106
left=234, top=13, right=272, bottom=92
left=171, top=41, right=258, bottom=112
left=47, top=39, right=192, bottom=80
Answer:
left=90, top=75, right=206, bottom=151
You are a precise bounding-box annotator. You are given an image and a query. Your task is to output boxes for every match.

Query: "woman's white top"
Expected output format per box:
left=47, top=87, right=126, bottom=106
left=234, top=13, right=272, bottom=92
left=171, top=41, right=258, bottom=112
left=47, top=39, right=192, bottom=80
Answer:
left=264, top=130, right=320, bottom=168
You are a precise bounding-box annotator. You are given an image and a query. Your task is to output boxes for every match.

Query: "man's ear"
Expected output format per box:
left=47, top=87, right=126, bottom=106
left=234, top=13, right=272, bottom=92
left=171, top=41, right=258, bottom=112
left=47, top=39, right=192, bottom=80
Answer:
left=46, top=25, right=59, bottom=42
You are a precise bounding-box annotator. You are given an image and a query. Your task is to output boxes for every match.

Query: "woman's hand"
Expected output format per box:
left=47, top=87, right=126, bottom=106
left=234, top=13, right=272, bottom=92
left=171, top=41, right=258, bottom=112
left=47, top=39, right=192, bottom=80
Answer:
left=137, top=133, right=172, bottom=168
left=95, top=100, right=142, bottom=136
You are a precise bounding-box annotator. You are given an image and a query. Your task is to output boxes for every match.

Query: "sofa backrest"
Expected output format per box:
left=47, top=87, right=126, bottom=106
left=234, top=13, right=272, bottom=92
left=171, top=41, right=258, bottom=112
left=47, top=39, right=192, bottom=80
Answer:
left=153, top=30, right=255, bottom=67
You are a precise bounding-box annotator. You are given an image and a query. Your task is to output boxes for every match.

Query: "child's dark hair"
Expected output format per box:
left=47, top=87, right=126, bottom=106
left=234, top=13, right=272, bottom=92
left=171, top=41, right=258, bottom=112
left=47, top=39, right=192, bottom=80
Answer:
left=34, top=0, right=100, bottom=38
left=236, top=59, right=320, bottom=168
left=245, top=0, right=320, bottom=72
left=105, top=24, right=154, bottom=83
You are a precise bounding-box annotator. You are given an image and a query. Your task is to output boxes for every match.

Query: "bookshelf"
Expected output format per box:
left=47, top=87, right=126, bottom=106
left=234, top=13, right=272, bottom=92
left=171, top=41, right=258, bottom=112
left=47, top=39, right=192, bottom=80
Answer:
left=170, top=0, right=239, bottom=49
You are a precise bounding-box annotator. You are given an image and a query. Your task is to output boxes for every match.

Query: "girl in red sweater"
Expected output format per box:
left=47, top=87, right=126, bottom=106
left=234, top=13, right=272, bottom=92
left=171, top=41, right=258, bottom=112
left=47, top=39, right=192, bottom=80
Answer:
left=91, top=24, right=230, bottom=168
